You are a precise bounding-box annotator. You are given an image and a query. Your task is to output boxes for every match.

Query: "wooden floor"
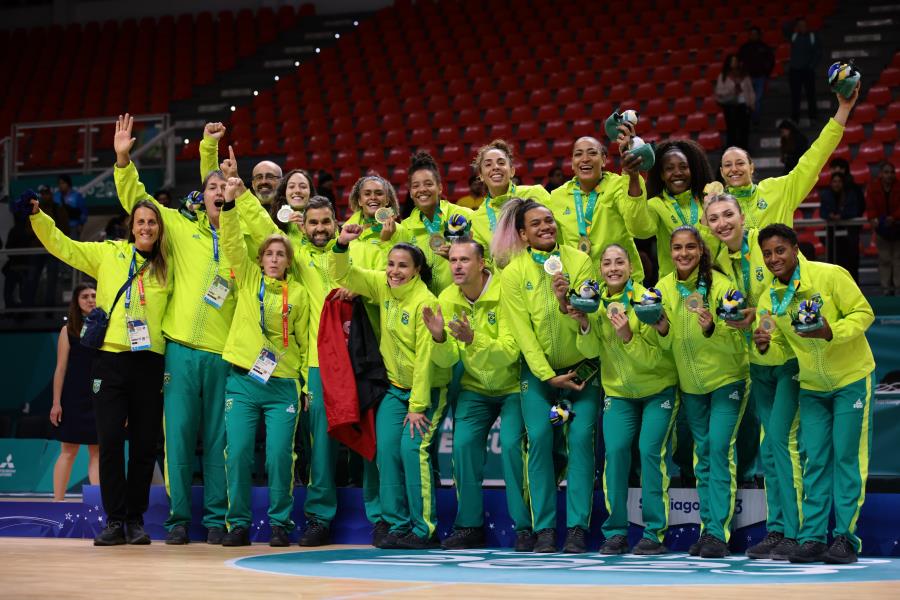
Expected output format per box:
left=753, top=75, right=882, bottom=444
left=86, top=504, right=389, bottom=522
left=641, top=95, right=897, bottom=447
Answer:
left=4, top=538, right=899, bottom=599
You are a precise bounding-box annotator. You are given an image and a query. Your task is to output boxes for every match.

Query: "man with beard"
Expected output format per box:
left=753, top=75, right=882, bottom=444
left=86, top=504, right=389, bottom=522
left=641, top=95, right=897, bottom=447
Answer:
left=200, top=122, right=283, bottom=206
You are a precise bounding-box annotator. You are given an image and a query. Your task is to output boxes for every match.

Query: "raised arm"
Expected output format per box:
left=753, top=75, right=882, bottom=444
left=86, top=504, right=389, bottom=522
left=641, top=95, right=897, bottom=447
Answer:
left=221, top=178, right=254, bottom=286
left=328, top=224, right=385, bottom=300
left=29, top=203, right=105, bottom=278
left=200, top=122, right=225, bottom=182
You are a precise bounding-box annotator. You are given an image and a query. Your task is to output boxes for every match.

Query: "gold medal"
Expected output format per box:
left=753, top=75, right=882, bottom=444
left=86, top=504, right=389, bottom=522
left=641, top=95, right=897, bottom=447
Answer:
left=703, top=181, right=724, bottom=197
left=606, top=301, right=625, bottom=320
left=686, top=292, right=704, bottom=312
left=374, top=207, right=394, bottom=224
left=543, top=255, right=563, bottom=276
left=578, top=235, right=591, bottom=255
left=429, top=234, right=445, bottom=251
left=759, top=313, right=776, bottom=332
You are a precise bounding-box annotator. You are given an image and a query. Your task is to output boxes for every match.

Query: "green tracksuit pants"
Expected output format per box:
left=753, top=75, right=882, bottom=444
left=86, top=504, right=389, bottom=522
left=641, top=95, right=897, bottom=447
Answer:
left=224, top=369, right=300, bottom=531
left=162, top=341, right=229, bottom=531
left=601, top=386, right=679, bottom=542
left=303, top=367, right=382, bottom=526
left=376, top=385, right=448, bottom=539
left=750, top=360, right=802, bottom=539
left=452, top=390, right=530, bottom=532
left=797, top=375, right=873, bottom=551
left=521, top=364, right=601, bottom=531
left=681, top=378, right=748, bottom=542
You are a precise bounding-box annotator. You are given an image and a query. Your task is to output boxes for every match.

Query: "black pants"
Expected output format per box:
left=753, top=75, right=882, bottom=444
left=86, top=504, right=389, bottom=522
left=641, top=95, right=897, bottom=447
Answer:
left=92, top=350, right=164, bottom=524
left=722, top=103, right=751, bottom=150
left=789, top=67, right=817, bottom=122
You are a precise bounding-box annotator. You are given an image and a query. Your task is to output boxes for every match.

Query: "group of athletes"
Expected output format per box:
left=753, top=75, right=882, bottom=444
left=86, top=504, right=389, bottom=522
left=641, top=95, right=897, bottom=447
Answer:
left=27, top=81, right=875, bottom=565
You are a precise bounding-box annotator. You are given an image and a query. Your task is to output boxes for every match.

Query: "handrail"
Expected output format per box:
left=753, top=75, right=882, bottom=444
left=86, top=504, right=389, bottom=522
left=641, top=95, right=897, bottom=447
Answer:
left=1, top=136, right=10, bottom=198
left=78, top=124, right=178, bottom=196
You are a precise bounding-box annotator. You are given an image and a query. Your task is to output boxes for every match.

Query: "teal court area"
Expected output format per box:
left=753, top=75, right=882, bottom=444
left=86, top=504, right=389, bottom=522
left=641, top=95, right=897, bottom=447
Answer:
left=231, top=548, right=900, bottom=586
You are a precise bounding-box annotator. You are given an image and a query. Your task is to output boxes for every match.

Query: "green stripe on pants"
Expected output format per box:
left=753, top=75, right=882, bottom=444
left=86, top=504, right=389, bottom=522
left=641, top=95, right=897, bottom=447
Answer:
left=797, top=375, right=873, bottom=551
left=601, top=386, right=679, bottom=542
left=162, top=341, right=229, bottom=530
left=224, top=370, right=300, bottom=531
left=681, top=379, right=748, bottom=542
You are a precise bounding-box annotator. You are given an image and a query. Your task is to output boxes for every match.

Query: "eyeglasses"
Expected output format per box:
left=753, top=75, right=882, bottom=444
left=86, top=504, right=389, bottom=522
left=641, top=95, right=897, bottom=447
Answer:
left=252, top=173, right=281, bottom=182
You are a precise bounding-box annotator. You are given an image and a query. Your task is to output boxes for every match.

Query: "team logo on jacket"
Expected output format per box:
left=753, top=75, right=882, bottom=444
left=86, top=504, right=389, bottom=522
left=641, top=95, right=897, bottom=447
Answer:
left=755, top=267, right=764, bottom=281
left=853, top=399, right=864, bottom=409
left=564, top=207, right=571, bottom=215
left=525, top=281, right=533, bottom=291
left=757, top=199, right=768, bottom=210
left=192, top=234, right=201, bottom=240
left=92, top=379, right=102, bottom=394
left=661, top=399, right=672, bottom=409
left=286, top=404, right=296, bottom=414
left=520, top=381, right=528, bottom=393
left=163, top=373, right=171, bottom=385
left=729, top=390, right=740, bottom=401
left=225, top=398, right=233, bottom=412
left=604, top=398, right=612, bottom=411
left=671, top=215, right=678, bottom=224
left=487, top=311, right=497, bottom=325
left=401, top=311, right=409, bottom=325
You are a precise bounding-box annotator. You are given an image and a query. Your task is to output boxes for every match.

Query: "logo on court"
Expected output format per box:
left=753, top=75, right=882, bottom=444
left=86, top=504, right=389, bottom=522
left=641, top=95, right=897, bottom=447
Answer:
left=0, top=453, right=15, bottom=477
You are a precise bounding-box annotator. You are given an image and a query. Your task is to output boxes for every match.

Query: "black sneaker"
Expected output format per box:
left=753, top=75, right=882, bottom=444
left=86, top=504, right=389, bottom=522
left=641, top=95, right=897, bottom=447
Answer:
left=269, top=526, right=290, bottom=547
left=770, top=537, right=799, bottom=561
left=299, top=521, right=331, bottom=547
left=824, top=535, right=858, bottom=564
left=746, top=531, right=784, bottom=559
left=377, top=530, right=406, bottom=549
left=632, top=538, right=667, bottom=555
left=441, top=527, right=485, bottom=550
left=222, top=526, right=251, bottom=547
left=562, top=527, right=587, bottom=553
left=514, top=530, right=536, bottom=552
left=789, top=540, right=828, bottom=563
left=396, top=532, right=441, bottom=549
left=699, top=535, right=729, bottom=558
left=94, top=521, right=126, bottom=546
left=165, top=524, right=190, bottom=545
left=125, top=522, right=151, bottom=545
left=371, top=521, right=390, bottom=547
left=599, top=534, right=629, bottom=555
left=207, top=527, right=225, bottom=545
left=533, top=528, right=557, bottom=553
left=689, top=533, right=713, bottom=556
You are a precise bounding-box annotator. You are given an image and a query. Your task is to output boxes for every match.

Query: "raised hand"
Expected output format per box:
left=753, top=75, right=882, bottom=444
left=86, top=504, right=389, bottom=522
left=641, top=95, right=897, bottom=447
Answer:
left=220, top=145, right=238, bottom=179
left=30, top=198, right=40, bottom=215
left=566, top=306, right=589, bottom=331
left=203, top=122, right=226, bottom=141
left=338, top=223, right=363, bottom=246
left=447, top=312, right=474, bottom=344
left=422, top=305, right=446, bottom=342
left=835, top=81, right=861, bottom=126
left=696, top=307, right=715, bottom=335
left=224, top=177, right=245, bottom=202
left=379, top=215, right=397, bottom=241
left=552, top=272, right=570, bottom=311
left=114, top=113, right=136, bottom=167
left=608, top=310, right=633, bottom=342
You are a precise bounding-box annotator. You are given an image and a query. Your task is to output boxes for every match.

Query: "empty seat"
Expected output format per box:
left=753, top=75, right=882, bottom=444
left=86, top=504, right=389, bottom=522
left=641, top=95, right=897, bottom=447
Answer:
left=685, top=112, right=709, bottom=132
left=842, top=123, right=865, bottom=145
left=866, top=85, right=892, bottom=106
left=873, top=122, right=898, bottom=143
left=857, top=140, right=884, bottom=164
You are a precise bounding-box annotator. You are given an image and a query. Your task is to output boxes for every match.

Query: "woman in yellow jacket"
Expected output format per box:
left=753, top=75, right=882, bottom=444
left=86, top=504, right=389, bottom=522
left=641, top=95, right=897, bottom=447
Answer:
left=568, top=244, right=679, bottom=555
left=217, top=178, right=309, bottom=548
left=329, top=225, right=451, bottom=549
left=655, top=226, right=749, bottom=558
left=495, top=198, right=597, bottom=554
left=29, top=197, right=171, bottom=547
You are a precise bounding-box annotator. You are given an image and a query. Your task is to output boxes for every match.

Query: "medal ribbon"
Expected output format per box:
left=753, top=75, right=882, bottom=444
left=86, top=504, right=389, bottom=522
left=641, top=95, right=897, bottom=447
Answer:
left=573, top=186, right=599, bottom=237
left=664, top=189, right=699, bottom=226
left=485, top=183, right=516, bottom=232
left=124, top=249, right=149, bottom=309
left=421, top=206, right=443, bottom=235
left=601, top=279, right=634, bottom=309
left=769, top=264, right=801, bottom=316
left=258, top=279, right=290, bottom=348
left=528, top=247, right=560, bottom=267
left=364, top=216, right=383, bottom=234
left=676, top=276, right=708, bottom=300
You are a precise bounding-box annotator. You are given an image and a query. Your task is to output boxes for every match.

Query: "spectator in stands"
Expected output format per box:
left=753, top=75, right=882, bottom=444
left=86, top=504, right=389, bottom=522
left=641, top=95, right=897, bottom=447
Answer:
left=456, top=175, right=485, bottom=210
left=50, top=283, right=99, bottom=501
left=103, top=213, right=129, bottom=241
left=154, top=189, right=177, bottom=209
left=820, top=172, right=864, bottom=281
left=784, top=17, right=821, bottom=124
left=829, top=157, right=864, bottom=199
left=546, top=166, right=566, bottom=192
left=867, top=161, right=900, bottom=295
left=2, top=217, right=39, bottom=308
left=738, top=27, right=775, bottom=124
left=54, top=175, right=87, bottom=239
left=778, top=119, right=809, bottom=174
left=317, top=171, right=336, bottom=204
left=251, top=161, right=282, bottom=207
left=715, top=54, right=755, bottom=150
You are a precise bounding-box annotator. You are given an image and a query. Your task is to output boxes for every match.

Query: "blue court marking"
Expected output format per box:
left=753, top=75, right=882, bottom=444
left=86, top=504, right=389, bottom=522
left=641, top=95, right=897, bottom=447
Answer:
left=231, top=548, right=900, bottom=586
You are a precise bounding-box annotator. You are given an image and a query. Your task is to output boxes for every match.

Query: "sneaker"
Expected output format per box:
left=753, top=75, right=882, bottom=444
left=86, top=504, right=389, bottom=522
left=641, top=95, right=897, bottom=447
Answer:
left=699, top=535, right=729, bottom=558
left=632, top=538, right=667, bottom=555
left=371, top=521, right=390, bottom=547
left=689, top=533, right=713, bottom=556
left=94, top=521, right=126, bottom=546
left=377, top=530, right=406, bottom=549
left=770, top=537, right=799, bottom=561
left=789, top=541, right=828, bottom=563
left=824, top=535, right=858, bottom=564
left=222, top=526, right=251, bottom=547
left=599, top=534, right=629, bottom=555
left=207, top=527, right=225, bottom=545
left=396, top=532, right=441, bottom=550
left=533, top=528, right=557, bottom=553
left=269, top=526, right=290, bottom=547
left=746, top=531, right=784, bottom=559
left=165, top=524, right=190, bottom=545
left=125, top=522, right=151, bottom=545
left=441, top=527, right=485, bottom=550
left=562, top=527, right=587, bottom=553
left=514, top=530, right=536, bottom=552
left=299, top=521, right=331, bottom=547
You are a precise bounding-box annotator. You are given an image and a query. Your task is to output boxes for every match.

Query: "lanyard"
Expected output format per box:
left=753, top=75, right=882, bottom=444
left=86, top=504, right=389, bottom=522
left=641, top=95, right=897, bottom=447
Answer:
left=601, top=279, right=634, bottom=309
left=769, top=264, right=801, bottom=316
left=258, top=279, right=289, bottom=348
left=485, top=183, right=515, bottom=232
left=528, top=247, right=559, bottom=267
left=124, top=250, right=147, bottom=309
left=573, top=186, right=599, bottom=237
left=676, top=277, right=708, bottom=300
left=210, top=223, right=220, bottom=263
left=664, top=190, right=699, bottom=226
left=421, top=206, right=442, bottom=235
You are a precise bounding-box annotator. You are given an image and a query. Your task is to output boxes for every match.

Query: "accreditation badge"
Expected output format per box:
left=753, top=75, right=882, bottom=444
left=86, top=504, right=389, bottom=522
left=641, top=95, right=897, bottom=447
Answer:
left=126, top=318, right=151, bottom=352
left=249, top=348, right=278, bottom=384
left=203, top=274, right=231, bottom=309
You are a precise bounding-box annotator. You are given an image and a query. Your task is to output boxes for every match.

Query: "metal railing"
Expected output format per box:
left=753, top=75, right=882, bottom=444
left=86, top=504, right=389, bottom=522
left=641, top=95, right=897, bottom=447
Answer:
left=793, top=217, right=873, bottom=264
left=1, top=136, right=10, bottom=198
left=0, top=247, right=89, bottom=314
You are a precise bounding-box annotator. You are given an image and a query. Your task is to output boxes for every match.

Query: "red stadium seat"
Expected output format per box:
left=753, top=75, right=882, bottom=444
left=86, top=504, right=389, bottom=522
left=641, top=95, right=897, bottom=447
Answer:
left=556, top=87, right=578, bottom=105
left=607, top=84, right=630, bottom=103
left=842, top=123, right=865, bottom=145
left=857, top=140, right=885, bottom=164
left=446, top=162, right=470, bottom=182
left=544, top=120, right=567, bottom=139
left=655, top=114, right=679, bottom=134
left=536, top=104, right=559, bottom=121
left=886, top=101, right=900, bottom=123
left=644, top=98, right=668, bottom=118
left=457, top=108, right=480, bottom=126
left=386, top=147, right=408, bottom=166
left=484, top=107, right=507, bottom=125
left=361, top=148, right=382, bottom=165
left=384, top=129, right=406, bottom=146
left=635, top=82, right=656, bottom=101
left=873, top=122, right=898, bottom=143
left=562, top=103, right=586, bottom=120
left=685, top=112, right=709, bottom=132
left=409, top=127, right=431, bottom=145
left=879, top=67, right=900, bottom=87
left=853, top=103, right=877, bottom=124
left=407, top=112, right=429, bottom=129
left=663, top=81, right=685, bottom=98
left=529, top=89, right=552, bottom=107
left=830, top=144, right=851, bottom=161
left=441, top=143, right=465, bottom=162
left=698, top=130, right=722, bottom=151
left=462, top=124, right=485, bottom=143
left=532, top=156, right=556, bottom=175
left=689, top=80, right=713, bottom=98
left=551, top=139, right=571, bottom=159
left=489, top=122, right=513, bottom=140
left=866, top=85, right=892, bottom=107
left=436, top=126, right=457, bottom=143
left=510, top=105, right=533, bottom=124
left=850, top=160, right=872, bottom=185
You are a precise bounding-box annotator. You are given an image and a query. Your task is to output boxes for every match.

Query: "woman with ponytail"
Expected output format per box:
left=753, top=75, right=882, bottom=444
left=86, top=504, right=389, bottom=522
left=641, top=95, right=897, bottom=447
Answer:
left=498, top=198, right=597, bottom=554
left=653, top=226, right=749, bottom=558
left=328, top=229, right=450, bottom=550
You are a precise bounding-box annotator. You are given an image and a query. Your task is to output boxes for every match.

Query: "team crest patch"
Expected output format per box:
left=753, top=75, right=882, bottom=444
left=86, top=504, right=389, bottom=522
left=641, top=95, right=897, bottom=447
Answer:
left=604, top=397, right=612, bottom=411
left=225, top=398, right=233, bottom=412
left=401, top=311, right=409, bottom=325
left=755, top=267, right=764, bottom=281
left=163, top=372, right=171, bottom=385
left=525, top=281, right=533, bottom=291
left=192, top=233, right=201, bottom=240
left=487, top=311, right=497, bottom=325
left=92, top=379, right=101, bottom=394
left=520, top=381, right=528, bottom=393
left=671, top=215, right=678, bottom=224
left=661, top=399, right=672, bottom=409
left=757, top=198, right=768, bottom=210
